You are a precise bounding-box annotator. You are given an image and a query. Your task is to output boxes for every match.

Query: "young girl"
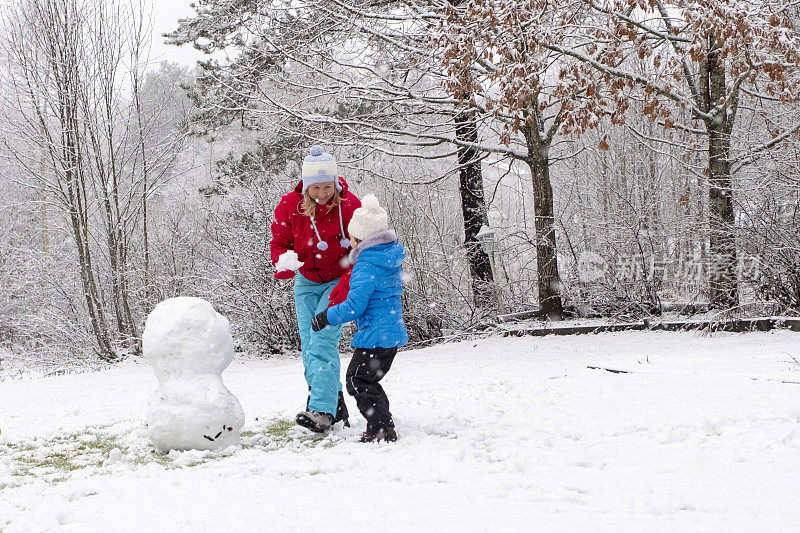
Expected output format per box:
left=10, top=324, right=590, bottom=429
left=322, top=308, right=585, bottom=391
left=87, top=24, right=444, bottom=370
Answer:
left=311, top=195, right=408, bottom=442
left=270, top=146, right=361, bottom=433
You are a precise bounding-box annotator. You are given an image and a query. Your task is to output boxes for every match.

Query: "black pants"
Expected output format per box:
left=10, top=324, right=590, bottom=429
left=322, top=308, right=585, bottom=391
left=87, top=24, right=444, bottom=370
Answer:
left=345, top=346, right=397, bottom=434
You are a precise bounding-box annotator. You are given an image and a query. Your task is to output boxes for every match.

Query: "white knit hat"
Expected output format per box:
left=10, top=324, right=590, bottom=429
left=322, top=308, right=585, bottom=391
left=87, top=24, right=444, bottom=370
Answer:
left=301, top=145, right=341, bottom=194
left=348, top=194, right=389, bottom=241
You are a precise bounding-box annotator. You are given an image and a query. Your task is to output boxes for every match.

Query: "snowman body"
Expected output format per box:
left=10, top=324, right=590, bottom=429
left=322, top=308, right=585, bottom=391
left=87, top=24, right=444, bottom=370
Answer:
left=143, top=297, right=245, bottom=452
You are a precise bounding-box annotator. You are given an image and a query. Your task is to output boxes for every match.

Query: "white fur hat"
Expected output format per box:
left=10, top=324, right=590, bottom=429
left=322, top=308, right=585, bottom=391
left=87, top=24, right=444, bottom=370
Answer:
left=301, top=145, right=341, bottom=194
left=348, top=194, right=389, bottom=241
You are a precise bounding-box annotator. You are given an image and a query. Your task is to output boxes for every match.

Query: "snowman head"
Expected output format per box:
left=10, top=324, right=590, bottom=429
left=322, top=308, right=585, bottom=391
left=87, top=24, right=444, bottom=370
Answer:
left=143, top=297, right=235, bottom=379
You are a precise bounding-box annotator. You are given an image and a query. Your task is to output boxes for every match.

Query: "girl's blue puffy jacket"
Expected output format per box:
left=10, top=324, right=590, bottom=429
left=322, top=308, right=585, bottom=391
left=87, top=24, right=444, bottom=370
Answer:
left=326, top=235, right=409, bottom=349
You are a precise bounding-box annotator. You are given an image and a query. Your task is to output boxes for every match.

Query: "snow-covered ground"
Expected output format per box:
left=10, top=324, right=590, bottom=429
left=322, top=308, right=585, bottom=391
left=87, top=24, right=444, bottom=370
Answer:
left=2, top=330, right=799, bottom=532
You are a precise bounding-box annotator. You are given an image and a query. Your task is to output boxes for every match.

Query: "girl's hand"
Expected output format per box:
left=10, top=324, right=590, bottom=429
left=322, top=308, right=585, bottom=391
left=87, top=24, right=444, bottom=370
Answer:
left=328, top=269, right=352, bottom=306
left=311, top=311, right=330, bottom=332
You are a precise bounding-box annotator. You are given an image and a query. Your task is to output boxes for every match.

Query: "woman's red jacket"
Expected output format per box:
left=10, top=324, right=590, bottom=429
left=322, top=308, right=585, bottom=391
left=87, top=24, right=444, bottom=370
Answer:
left=270, top=178, right=361, bottom=284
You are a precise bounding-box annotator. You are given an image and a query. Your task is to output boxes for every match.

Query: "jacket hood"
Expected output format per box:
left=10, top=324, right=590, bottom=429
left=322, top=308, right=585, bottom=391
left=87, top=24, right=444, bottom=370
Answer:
left=351, top=230, right=405, bottom=269
left=293, top=176, right=351, bottom=196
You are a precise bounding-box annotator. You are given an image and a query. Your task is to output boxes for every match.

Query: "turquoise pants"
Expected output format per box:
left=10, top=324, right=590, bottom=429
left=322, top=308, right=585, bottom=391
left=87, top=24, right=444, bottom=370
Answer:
left=294, top=273, right=344, bottom=416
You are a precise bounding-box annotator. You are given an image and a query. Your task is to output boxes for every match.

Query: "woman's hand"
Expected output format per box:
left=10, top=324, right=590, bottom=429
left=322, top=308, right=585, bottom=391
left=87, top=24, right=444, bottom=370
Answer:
left=274, top=270, right=296, bottom=280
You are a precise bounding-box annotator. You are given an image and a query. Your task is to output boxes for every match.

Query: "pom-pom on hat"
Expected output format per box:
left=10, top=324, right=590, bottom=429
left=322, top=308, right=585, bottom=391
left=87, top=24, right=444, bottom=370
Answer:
left=302, top=145, right=341, bottom=194
left=348, top=194, right=389, bottom=241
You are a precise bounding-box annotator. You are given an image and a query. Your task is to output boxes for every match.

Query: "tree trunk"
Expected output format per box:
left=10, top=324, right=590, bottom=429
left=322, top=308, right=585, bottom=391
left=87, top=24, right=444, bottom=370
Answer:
left=118, top=233, right=139, bottom=353
left=446, top=1, right=494, bottom=309
left=707, top=124, right=738, bottom=308
left=522, top=125, right=564, bottom=320
left=100, top=187, right=127, bottom=334
left=140, top=93, right=151, bottom=309
left=701, top=38, right=739, bottom=309
left=62, top=119, right=116, bottom=361
left=454, top=109, right=495, bottom=308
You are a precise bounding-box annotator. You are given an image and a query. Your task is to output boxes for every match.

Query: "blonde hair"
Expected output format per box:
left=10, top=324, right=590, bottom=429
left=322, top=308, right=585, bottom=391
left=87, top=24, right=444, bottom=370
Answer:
left=300, top=188, right=342, bottom=217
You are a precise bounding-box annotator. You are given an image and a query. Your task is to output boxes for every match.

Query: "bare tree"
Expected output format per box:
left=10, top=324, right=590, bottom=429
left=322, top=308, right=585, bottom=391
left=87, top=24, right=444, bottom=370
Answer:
left=0, top=0, right=189, bottom=359
left=561, top=0, right=800, bottom=309
left=439, top=1, right=620, bottom=319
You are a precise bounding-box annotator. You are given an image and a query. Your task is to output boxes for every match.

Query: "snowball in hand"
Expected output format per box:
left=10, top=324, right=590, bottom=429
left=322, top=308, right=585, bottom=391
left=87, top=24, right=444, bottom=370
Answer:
left=275, top=250, right=304, bottom=272
left=143, top=297, right=245, bottom=453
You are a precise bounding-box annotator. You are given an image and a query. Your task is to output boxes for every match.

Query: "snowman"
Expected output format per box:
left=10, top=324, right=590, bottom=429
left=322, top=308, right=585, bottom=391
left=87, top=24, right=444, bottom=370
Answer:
left=143, top=297, right=245, bottom=452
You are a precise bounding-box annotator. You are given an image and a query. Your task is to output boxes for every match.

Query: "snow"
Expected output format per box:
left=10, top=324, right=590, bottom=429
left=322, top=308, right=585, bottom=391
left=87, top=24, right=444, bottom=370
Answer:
left=142, top=298, right=244, bottom=452
left=2, top=330, right=800, bottom=531
left=275, top=250, right=303, bottom=272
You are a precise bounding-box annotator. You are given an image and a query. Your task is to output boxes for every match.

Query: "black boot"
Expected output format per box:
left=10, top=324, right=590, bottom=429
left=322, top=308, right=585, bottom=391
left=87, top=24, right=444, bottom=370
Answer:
left=306, top=388, right=350, bottom=428
left=360, top=426, right=397, bottom=443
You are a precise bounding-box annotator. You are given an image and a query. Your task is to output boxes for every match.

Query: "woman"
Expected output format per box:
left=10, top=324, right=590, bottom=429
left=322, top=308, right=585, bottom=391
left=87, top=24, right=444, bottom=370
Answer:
left=270, top=146, right=361, bottom=432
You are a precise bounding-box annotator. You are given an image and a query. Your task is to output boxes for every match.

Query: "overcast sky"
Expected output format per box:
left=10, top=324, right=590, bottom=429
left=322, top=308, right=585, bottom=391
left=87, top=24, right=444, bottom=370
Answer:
left=146, top=0, right=205, bottom=68
left=0, top=0, right=211, bottom=71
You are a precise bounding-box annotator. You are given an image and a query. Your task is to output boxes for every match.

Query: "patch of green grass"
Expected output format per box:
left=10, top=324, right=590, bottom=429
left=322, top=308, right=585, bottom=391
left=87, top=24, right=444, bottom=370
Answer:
left=15, top=451, right=78, bottom=472
left=76, top=434, right=120, bottom=454
left=1, top=426, right=130, bottom=483
left=153, top=453, right=174, bottom=467
left=0, top=442, right=36, bottom=453
left=241, top=417, right=342, bottom=450
left=45, top=451, right=80, bottom=471
left=126, top=449, right=175, bottom=468
left=4, top=418, right=350, bottom=484
left=266, top=419, right=296, bottom=438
